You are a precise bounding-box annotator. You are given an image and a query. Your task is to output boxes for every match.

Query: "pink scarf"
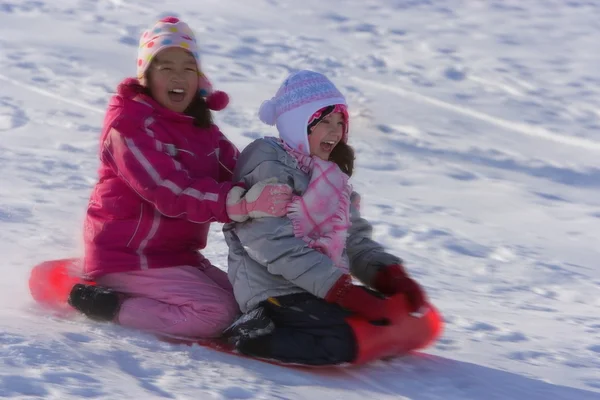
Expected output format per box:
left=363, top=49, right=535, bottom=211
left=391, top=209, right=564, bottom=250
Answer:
left=279, top=140, right=353, bottom=271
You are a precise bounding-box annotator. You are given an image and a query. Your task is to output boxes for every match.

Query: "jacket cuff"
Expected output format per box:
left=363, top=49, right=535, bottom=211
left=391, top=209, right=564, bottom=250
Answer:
left=324, top=274, right=353, bottom=303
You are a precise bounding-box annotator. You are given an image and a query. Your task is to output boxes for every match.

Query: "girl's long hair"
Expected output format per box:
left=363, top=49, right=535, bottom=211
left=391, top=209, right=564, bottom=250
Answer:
left=329, top=141, right=355, bottom=177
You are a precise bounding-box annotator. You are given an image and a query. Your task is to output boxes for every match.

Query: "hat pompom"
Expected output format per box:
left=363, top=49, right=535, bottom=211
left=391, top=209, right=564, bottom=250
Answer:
left=160, top=16, right=180, bottom=23
left=206, top=90, right=229, bottom=111
left=258, top=99, right=277, bottom=125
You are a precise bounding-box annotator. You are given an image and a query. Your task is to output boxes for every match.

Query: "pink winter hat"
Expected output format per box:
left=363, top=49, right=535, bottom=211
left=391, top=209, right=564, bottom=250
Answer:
left=137, top=16, right=228, bottom=111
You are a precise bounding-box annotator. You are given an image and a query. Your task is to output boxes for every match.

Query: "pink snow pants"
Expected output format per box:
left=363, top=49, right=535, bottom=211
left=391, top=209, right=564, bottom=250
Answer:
left=96, top=265, right=239, bottom=339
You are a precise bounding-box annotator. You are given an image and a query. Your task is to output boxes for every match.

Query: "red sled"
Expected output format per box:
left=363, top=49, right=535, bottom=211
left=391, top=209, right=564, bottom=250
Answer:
left=29, top=258, right=443, bottom=367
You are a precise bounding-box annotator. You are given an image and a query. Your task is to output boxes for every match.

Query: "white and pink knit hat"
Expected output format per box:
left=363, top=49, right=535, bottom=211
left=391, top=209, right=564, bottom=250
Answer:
left=137, top=16, right=228, bottom=111
left=259, top=70, right=348, bottom=154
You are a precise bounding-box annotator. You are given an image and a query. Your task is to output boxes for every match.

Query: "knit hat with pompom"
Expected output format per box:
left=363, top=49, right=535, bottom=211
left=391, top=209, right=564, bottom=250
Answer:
left=258, top=70, right=347, bottom=154
left=137, top=16, right=228, bottom=111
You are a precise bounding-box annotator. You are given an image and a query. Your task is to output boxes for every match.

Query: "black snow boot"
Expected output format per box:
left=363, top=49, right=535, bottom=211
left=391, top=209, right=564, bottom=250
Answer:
left=68, top=284, right=122, bottom=322
left=222, top=306, right=274, bottom=345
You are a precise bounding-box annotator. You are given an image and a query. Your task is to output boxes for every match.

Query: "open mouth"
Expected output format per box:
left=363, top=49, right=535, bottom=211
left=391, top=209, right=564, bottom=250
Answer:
left=168, top=88, right=186, bottom=102
left=320, top=140, right=337, bottom=153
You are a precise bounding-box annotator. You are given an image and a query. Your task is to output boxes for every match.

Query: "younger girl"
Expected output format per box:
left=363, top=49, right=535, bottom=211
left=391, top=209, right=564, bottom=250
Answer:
left=222, top=70, right=427, bottom=365
left=68, top=17, right=292, bottom=339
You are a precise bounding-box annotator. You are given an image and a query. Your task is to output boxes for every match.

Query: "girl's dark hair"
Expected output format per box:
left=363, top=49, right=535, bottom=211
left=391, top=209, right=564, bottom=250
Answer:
left=329, top=141, right=355, bottom=177
left=143, top=70, right=213, bottom=129
left=182, top=93, right=213, bottom=128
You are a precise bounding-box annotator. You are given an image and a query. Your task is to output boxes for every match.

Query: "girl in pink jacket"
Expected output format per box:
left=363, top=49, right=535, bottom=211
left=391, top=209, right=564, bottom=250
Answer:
left=68, top=17, right=292, bottom=339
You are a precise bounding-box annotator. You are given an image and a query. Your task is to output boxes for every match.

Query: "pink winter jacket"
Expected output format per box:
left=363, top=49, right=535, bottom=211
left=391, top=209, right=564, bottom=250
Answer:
left=83, top=78, right=240, bottom=279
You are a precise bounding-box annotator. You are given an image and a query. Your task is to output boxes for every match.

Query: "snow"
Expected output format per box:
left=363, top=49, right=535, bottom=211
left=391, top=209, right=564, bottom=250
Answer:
left=1, top=0, right=600, bottom=398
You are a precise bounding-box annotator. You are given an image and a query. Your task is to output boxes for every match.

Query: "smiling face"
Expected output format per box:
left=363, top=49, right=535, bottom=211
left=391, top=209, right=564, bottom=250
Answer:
left=146, top=47, right=199, bottom=113
left=308, top=112, right=346, bottom=160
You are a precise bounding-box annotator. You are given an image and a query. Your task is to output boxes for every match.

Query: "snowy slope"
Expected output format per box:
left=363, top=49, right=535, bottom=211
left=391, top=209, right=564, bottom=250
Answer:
left=1, top=0, right=600, bottom=398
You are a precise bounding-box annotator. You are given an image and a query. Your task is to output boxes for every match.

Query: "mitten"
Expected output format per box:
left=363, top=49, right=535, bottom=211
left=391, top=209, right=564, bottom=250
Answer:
left=325, top=275, right=389, bottom=322
left=372, top=264, right=427, bottom=312
left=226, top=178, right=293, bottom=222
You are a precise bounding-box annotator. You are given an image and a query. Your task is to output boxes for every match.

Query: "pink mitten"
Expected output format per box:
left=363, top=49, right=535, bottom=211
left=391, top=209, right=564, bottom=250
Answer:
left=226, top=178, right=293, bottom=222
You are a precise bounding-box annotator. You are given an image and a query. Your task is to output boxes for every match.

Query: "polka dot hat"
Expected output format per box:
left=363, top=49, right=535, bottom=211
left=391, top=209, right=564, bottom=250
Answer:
left=137, top=16, right=228, bottom=110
